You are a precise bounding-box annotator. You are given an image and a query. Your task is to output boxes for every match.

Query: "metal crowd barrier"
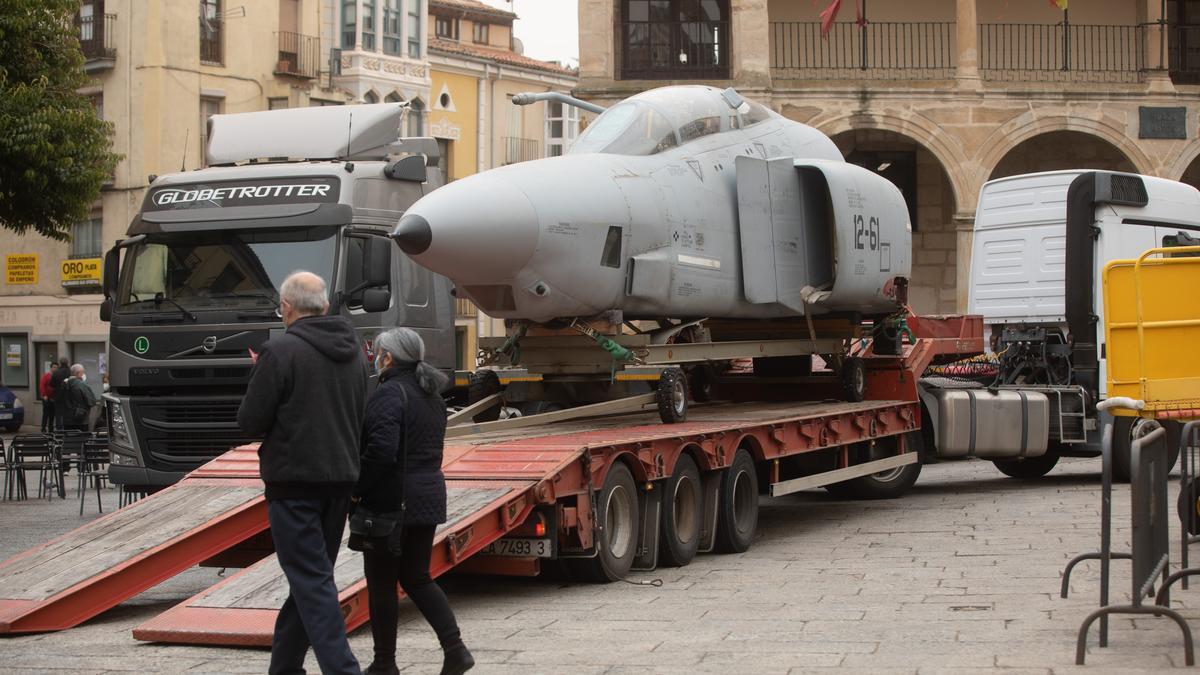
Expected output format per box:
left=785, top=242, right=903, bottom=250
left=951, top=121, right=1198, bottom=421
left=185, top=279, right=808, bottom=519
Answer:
left=1064, top=409, right=1195, bottom=665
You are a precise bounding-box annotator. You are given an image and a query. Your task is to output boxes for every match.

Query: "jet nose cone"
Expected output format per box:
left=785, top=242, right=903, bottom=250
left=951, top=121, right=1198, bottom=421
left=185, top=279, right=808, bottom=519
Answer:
left=396, top=172, right=540, bottom=282
left=393, top=213, right=431, bottom=255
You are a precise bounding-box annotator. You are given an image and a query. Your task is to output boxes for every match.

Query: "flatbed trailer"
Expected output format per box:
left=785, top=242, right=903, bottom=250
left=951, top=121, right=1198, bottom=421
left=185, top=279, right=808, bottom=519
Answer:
left=0, top=315, right=980, bottom=643
left=129, top=314, right=980, bottom=646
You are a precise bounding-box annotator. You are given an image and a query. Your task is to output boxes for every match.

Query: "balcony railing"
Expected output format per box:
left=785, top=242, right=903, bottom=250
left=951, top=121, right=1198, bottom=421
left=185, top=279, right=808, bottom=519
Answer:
left=1169, top=25, right=1200, bottom=84
left=503, top=137, right=541, bottom=165
left=771, top=22, right=955, bottom=80
left=622, top=20, right=730, bottom=80
left=77, top=13, right=116, bottom=61
left=980, top=23, right=1144, bottom=83
left=200, top=18, right=223, bottom=64
left=455, top=298, right=477, bottom=318
left=275, top=31, right=321, bottom=78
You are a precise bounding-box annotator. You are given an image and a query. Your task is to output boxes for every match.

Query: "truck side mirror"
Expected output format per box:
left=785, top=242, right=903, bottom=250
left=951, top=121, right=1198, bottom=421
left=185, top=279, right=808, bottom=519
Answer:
left=361, top=288, right=391, bottom=313
left=102, top=247, right=120, bottom=299
left=384, top=155, right=427, bottom=183
left=99, top=298, right=113, bottom=322
left=365, top=236, right=391, bottom=288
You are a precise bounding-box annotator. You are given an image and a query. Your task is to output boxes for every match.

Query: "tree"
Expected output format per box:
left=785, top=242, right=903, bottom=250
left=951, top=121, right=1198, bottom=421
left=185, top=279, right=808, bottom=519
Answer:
left=0, top=0, right=120, bottom=240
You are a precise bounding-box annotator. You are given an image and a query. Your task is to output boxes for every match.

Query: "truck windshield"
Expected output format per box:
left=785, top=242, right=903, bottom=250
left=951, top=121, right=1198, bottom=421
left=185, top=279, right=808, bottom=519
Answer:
left=117, top=226, right=337, bottom=312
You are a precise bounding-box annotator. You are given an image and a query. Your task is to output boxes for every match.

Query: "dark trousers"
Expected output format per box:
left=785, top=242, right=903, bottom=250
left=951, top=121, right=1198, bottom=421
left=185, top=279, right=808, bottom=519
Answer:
left=363, top=525, right=462, bottom=664
left=267, top=497, right=360, bottom=675
left=40, top=401, right=54, bottom=432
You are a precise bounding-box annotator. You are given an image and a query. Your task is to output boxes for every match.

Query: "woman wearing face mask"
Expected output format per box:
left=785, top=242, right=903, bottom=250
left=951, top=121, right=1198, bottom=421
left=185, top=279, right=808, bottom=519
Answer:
left=353, top=327, right=473, bottom=675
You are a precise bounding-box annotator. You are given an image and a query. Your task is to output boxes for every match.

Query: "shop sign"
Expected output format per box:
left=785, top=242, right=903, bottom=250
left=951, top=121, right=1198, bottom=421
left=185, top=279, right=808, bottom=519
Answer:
left=6, top=254, right=37, bottom=285
left=61, top=258, right=102, bottom=287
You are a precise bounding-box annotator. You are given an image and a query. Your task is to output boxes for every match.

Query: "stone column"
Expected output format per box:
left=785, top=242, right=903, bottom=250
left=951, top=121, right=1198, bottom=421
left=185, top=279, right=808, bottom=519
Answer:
left=953, top=212, right=975, bottom=313
left=955, top=0, right=980, bottom=89
left=577, top=0, right=616, bottom=89
left=731, top=0, right=770, bottom=89
left=1143, top=0, right=1176, bottom=92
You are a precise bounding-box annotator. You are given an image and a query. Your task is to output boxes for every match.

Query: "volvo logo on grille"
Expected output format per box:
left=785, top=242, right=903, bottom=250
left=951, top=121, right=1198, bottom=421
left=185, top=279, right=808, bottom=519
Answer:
left=201, top=335, right=218, bottom=353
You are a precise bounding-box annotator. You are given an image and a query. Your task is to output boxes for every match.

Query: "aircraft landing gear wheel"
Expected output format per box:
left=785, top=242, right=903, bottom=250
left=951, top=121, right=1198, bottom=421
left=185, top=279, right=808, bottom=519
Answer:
left=993, top=445, right=1061, bottom=479
left=658, top=454, right=702, bottom=567
left=573, top=462, right=640, bottom=582
left=467, top=370, right=502, bottom=423
left=714, top=448, right=759, bottom=553
left=841, top=357, right=866, bottom=403
left=657, top=368, right=688, bottom=424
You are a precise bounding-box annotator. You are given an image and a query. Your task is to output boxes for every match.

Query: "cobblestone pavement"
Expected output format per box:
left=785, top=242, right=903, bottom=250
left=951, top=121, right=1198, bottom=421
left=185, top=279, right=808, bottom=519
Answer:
left=0, top=451, right=1196, bottom=674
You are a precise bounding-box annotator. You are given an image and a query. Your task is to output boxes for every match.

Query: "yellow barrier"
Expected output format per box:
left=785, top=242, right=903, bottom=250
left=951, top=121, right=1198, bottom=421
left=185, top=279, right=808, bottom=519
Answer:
left=1103, top=246, right=1200, bottom=419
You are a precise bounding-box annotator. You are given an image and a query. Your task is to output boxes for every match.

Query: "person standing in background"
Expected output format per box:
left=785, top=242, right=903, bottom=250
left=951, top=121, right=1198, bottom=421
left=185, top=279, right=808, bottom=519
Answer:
left=50, top=357, right=70, bottom=431
left=39, top=360, right=56, bottom=432
left=61, top=364, right=97, bottom=432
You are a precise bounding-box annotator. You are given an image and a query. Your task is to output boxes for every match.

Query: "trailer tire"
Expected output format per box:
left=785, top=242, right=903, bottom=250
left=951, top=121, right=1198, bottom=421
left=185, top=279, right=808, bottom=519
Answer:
left=575, top=462, right=640, bottom=582
left=841, top=357, right=866, bottom=403
left=824, top=436, right=921, bottom=500
left=658, top=454, right=702, bottom=567
left=657, top=368, right=688, bottom=424
left=993, top=445, right=1061, bottom=479
left=467, top=370, right=502, bottom=423
left=714, top=449, right=759, bottom=553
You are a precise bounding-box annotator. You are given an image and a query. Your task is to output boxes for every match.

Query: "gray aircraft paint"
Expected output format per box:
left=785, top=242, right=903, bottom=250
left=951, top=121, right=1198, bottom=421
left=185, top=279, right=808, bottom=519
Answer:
left=394, top=85, right=911, bottom=323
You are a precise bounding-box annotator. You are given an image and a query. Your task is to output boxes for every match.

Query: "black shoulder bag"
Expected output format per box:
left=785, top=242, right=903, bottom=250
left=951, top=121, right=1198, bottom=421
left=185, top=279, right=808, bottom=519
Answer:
left=348, top=383, right=408, bottom=556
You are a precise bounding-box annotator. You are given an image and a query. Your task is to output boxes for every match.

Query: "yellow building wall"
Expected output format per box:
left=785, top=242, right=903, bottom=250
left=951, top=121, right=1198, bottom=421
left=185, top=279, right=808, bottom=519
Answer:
left=430, top=69, right=480, bottom=181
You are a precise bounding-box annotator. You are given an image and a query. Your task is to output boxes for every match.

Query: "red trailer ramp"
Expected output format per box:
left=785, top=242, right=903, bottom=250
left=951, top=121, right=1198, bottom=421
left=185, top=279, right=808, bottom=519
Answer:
left=0, top=448, right=267, bottom=634
left=133, top=479, right=538, bottom=646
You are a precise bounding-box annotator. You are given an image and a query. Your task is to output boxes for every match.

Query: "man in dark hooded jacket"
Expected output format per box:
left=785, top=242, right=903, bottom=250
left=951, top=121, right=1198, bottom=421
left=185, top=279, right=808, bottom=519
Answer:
left=238, top=270, right=368, bottom=675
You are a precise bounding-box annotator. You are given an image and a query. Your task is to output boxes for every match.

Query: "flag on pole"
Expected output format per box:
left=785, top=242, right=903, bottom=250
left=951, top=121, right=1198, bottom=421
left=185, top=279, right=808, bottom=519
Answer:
left=820, top=0, right=866, bottom=38
left=1049, top=0, right=1068, bottom=9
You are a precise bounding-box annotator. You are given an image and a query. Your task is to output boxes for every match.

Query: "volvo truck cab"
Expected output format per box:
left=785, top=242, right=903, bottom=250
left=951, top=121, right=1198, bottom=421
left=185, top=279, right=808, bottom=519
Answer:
left=101, top=104, right=453, bottom=489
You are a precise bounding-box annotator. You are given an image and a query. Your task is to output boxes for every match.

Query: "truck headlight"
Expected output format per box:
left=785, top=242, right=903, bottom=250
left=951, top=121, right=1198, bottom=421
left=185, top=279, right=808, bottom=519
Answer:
left=109, top=403, right=130, bottom=442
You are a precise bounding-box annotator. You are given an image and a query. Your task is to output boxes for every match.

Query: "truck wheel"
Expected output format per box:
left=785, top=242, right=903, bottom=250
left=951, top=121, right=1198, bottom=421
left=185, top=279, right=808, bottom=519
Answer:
left=1111, top=417, right=1165, bottom=484
left=657, top=368, right=688, bottom=424
left=714, top=449, right=759, bottom=553
left=993, top=445, right=1061, bottom=479
left=841, top=357, right=866, bottom=403
left=825, top=437, right=921, bottom=500
left=575, top=462, right=640, bottom=582
left=658, top=454, right=702, bottom=567
left=467, top=370, right=502, bottom=423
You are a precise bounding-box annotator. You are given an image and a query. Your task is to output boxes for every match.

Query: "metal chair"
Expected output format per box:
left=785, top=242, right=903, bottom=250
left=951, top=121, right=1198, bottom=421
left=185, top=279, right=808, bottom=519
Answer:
left=57, top=430, right=87, bottom=497
left=78, top=435, right=110, bottom=515
left=9, top=434, right=59, bottom=500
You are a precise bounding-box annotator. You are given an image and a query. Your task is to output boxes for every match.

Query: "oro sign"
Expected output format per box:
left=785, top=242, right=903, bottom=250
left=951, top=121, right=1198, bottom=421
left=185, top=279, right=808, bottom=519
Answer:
left=60, top=257, right=102, bottom=287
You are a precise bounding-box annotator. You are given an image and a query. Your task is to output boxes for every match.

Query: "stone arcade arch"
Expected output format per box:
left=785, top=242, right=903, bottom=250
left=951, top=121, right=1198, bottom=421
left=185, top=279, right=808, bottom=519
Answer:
left=988, top=130, right=1138, bottom=181
left=830, top=129, right=959, bottom=315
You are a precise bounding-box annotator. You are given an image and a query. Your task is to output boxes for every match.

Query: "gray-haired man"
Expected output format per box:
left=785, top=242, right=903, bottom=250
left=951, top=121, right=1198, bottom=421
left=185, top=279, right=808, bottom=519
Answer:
left=238, top=270, right=369, bottom=675
left=61, top=364, right=97, bottom=432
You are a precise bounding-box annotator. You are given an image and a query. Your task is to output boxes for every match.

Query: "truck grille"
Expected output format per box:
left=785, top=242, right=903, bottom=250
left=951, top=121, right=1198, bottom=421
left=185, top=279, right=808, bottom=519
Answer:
left=131, top=398, right=258, bottom=472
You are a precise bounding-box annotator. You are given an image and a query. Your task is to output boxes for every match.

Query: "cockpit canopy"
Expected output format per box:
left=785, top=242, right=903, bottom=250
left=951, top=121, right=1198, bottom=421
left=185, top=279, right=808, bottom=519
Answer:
left=570, top=85, right=774, bottom=157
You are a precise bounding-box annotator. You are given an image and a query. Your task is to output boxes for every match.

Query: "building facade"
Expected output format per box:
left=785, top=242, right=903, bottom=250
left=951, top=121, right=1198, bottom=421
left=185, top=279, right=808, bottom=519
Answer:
left=329, top=0, right=432, bottom=121
left=0, top=0, right=350, bottom=424
left=426, top=0, right=579, bottom=368
left=576, top=0, right=1200, bottom=316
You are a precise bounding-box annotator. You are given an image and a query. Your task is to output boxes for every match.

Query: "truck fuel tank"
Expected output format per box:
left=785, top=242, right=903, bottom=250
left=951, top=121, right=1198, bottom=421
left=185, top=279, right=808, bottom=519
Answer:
left=930, top=389, right=1050, bottom=459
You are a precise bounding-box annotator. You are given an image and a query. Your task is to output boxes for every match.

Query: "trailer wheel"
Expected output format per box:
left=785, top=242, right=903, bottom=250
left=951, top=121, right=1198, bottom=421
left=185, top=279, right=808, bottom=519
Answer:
left=658, top=454, right=702, bottom=567
left=714, top=449, right=759, bottom=553
left=467, top=370, right=502, bottom=423
left=1110, top=417, right=1176, bottom=483
left=824, top=436, right=921, bottom=500
left=575, top=462, right=640, bottom=582
left=657, top=368, right=688, bottom=424
left=841, top=357, right=866, bottom=403
left=993, top=445, right=1061, bottom=479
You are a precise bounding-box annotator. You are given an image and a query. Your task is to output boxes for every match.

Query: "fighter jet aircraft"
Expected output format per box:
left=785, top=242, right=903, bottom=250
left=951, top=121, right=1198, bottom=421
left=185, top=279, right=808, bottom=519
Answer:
left=393, top=85, right=911, bottom=327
